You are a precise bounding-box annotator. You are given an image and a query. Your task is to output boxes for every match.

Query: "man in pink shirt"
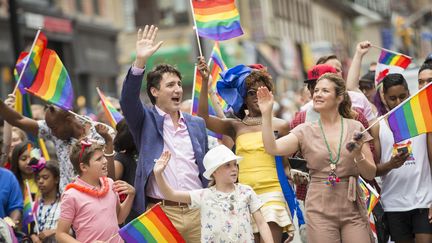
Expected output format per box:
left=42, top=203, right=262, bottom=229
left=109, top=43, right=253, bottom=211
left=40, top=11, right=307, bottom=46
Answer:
left=120, top=25, right=208, bottom=242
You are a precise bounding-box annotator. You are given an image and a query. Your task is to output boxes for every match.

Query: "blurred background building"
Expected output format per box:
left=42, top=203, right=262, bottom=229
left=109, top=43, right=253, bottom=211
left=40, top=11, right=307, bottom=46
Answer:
left=0, top=0, right=431, bottom=112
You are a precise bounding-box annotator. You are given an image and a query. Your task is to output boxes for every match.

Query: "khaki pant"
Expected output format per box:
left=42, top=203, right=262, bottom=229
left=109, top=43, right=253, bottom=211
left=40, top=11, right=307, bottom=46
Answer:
left=147, top=203, right=201, bottom=243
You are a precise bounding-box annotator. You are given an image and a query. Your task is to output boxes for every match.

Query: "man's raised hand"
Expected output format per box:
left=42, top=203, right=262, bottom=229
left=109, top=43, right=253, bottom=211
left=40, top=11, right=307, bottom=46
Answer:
left=134, top=25, right=164, bottom=69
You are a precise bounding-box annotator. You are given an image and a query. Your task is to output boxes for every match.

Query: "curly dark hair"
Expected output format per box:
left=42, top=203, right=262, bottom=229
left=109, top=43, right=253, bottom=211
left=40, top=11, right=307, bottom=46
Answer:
left=235, top=70, right=274, bottom=119
left=146, top=64, right=182, bottom=105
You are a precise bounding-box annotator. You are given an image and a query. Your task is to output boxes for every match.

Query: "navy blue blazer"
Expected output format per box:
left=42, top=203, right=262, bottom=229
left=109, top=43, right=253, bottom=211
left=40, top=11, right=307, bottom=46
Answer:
left=120, top=68, right=209, bottom=214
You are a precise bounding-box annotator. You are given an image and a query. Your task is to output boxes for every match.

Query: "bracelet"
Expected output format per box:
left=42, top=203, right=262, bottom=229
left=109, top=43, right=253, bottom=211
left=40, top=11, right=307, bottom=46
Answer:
left=103, top=151, right=116, bottom=157
left=354, top=152, right=366, bottom=164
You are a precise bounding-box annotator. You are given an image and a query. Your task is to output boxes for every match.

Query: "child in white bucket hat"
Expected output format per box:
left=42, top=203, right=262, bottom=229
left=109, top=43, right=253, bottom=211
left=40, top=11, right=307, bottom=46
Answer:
left=154, top=144, right=274, bottom=242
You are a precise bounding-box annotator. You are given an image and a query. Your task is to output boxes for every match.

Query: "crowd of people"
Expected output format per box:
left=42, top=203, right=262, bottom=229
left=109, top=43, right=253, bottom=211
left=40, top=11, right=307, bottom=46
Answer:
left=0, top=24, right=431, bottom=243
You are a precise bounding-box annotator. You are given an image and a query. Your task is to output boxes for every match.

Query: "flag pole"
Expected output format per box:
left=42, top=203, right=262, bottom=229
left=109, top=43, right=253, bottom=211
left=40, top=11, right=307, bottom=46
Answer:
left=370, top=44, right=412, bottom=59
left=96, top=87, right=116, bottom=126
left=190, top=65, right=198, bottom=114
left=189, top=0, right=203, bottom=57
left=361, top=81, right=432, bottom=134
left=68, top=110, right=94, bottom=124
left=25, top=179, right=40, bottom=234
left=12, top=28, right=42, bottom=95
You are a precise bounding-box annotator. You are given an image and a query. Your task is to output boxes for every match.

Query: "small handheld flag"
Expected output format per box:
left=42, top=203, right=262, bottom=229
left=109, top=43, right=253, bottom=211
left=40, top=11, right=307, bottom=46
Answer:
left=374, top=48, right=411, bottom=85
left=96, top=87, right=123, bottom=129
left=387, top=82, right=432, bottom=143
left=118, top=204, right=185, bottom=243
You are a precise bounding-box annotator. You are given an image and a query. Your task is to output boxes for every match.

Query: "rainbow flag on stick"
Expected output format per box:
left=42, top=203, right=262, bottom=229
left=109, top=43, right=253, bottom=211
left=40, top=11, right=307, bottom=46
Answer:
left=14, top=31, right=47, bottom=94
left=22, top=180, right=39, bottom=234
left=192, top=0, right=244, bottom=41
left=209, top=42, right=228, bottom=111
left=387, top=82, right=432, bottom=143
left=25, top=49, right=74, bottom=110
left=96, top=87, right=123, bottom=129
left=375, top=49, right=411, bottom=85
left=118, top=204, right=185, bottom=243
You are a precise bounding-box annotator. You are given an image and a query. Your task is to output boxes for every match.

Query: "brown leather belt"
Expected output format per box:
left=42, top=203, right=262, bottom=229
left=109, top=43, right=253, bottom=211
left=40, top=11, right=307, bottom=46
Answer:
left=147, top=197, right=189, bottom=207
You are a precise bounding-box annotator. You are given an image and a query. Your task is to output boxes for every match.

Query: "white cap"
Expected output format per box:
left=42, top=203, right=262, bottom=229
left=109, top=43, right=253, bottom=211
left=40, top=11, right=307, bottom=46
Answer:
left=203, top=145, right=242, bottom=180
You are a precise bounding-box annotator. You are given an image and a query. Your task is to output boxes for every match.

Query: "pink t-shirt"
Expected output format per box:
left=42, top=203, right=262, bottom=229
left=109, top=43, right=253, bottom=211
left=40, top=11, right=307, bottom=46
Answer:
left=60, top=177, right=123, bottom=243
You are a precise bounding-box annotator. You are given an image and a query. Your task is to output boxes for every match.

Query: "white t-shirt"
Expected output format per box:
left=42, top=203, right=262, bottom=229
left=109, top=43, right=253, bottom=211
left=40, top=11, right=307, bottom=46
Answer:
left=378, top=119, right=432, bottom=211
left=189, top=184, right=263, bottom=243
left=300, top=91, right=376, bottom=122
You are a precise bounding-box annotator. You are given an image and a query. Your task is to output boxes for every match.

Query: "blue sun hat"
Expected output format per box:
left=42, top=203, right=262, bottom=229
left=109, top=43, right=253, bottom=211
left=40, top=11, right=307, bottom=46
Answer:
left=216, top=64, right=252, bottom=113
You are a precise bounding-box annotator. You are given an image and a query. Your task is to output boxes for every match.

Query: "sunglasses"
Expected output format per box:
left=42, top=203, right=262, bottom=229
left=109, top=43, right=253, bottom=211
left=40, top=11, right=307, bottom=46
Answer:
left=246, top=89, right=257, bottom=97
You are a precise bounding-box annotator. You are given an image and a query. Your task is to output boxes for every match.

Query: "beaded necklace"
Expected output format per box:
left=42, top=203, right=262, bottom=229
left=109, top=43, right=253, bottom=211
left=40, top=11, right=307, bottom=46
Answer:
left=37, top=194, right=60, bottom=232
left=318, top=116, right=344, bottom=186
left=241, top=115, right=262, bottom=126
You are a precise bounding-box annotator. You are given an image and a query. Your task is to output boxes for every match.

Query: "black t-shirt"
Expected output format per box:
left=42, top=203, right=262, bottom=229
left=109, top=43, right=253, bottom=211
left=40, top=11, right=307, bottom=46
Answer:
left=114, top=152, right=137, bottom=187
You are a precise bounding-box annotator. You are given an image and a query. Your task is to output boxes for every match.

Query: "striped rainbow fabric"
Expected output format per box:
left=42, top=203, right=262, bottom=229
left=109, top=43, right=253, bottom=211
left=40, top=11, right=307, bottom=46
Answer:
left=209, top=41, right=228, bottom=111
left=22, top=180, right=35, bottom=234
left=388, top=82, right=432, bottom=143
left=192, top=0, right=244, bottom=41
left=358, top=177, right=379, bottom=239
left=26, top=49, right=74, bottom=110
left=375, top=49, right=411, bottom=84
left=16, top=32, right=47, bottom=92
left=118, top=204, right=185, bottom=243
left=96, top=87, right=123, bottom=129
left=192, top=66, right=223, bottom=139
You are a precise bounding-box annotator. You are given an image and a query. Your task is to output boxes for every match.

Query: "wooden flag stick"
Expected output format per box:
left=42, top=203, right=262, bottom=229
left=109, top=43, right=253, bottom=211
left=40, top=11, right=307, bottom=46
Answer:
left=189, top=0, right=203, bottom=57
left=12, top=28, right=43, bottom=95
left=370, top=44, right=412, bottom=59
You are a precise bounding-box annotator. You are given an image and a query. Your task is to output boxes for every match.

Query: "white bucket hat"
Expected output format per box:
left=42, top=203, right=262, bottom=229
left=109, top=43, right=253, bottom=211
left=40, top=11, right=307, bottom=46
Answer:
left=203, top=145, right=242, bottom=180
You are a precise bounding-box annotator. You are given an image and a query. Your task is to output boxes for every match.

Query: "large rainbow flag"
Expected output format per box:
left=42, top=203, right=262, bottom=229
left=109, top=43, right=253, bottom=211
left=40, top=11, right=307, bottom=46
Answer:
left=96, top=87, right=123, bottom=129
left=192, top=0, right=243, bottom=41
left=15, top=32, right=48, bottom=93
left=209, top=42, right=228, bottom=111
left=375, top=49, right=411, bottom=85
left=387, top=82, right=432, bottom=143
left=26, top=49, right=74, bottom=110
left=118, top=204, right=185, bottom=243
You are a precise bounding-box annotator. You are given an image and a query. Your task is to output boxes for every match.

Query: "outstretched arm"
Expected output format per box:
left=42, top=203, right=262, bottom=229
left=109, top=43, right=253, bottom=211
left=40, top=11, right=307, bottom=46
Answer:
left=196, top=57, right=236, bottom=138
left=346, top=41, right=371, bottom=92
left=153, top=151, right=191, bottom=204
left=120, top=25, right=163, bottom=139
left=258, top=86, right=300, bottom=156
left=0, top=94, right=38, bottom=136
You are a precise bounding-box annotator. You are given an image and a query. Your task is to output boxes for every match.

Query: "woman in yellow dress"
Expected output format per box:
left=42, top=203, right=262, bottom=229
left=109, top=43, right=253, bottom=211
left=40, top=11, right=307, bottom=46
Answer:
left=197, top=57, right=294, bottom=242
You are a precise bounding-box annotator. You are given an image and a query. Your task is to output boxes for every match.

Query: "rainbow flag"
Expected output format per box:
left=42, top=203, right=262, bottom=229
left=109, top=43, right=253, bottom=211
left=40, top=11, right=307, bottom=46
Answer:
left=358, top=177, right=380, bottom=215
left=26, top=49, right=74, bottom=110
left=119, top=204, right=185, bottom=243
left=375, top=49, right=411, bottom=85
left=191, top=66, right=223, bottom=139
left=22, top=180, right=35, bottom=234
left=192, top=0, right=244, bottom=41
left=96, top=87, right=123, bottom=128
left=387, top=82, right=432, bottom=143
left=209, top=42, right=228, bottom=111
left=15, top=32, right=47, bottom=93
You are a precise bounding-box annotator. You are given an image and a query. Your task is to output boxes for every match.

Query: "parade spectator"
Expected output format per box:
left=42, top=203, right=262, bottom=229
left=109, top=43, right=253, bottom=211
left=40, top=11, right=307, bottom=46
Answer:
left=56, top=139, right=135, bottom=243
left=29, top=160, right=61, bottom=243
left=10, top=141, right=39, bottom=197
left=113, top=119, right=139, bottom=223
left=196, top=58, right=294, bottom=242
left=119, top=25, right=208, bottom=242
left=303, top=46, right=376, bottom=124
left=0, top=167, right=22, bottom=227
left=259, top=73, right=376, bottom=242
left=154, top=145, right=275, bottom=242
left=418, top=62, right=432, bottom=89
left=370, top=73, right=432, bottom=243
left=0, top=95, right=115, bottom=191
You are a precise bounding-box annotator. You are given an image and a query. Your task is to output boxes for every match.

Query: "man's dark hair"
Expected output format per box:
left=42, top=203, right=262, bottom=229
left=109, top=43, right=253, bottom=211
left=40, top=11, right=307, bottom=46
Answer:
left=146, top=64, right=182, bottom=105
left=316, top=55, right=338, bottom=65
left=419, top=62, right=432, bottom=74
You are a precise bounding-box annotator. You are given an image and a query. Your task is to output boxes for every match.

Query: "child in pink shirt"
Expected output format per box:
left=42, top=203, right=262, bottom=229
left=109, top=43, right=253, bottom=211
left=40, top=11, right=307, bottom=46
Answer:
left=56, top=126, right=135, bottom=243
